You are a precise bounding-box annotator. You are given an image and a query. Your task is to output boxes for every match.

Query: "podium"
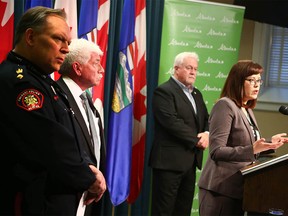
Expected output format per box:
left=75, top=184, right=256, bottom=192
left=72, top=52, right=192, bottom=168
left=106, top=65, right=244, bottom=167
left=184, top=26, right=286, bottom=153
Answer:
left=241, top=153, right=288, bottom=214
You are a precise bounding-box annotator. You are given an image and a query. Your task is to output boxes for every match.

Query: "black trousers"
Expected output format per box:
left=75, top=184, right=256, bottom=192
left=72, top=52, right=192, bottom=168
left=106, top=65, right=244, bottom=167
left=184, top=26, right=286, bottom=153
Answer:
left=151, top=164, right=196, bottom=216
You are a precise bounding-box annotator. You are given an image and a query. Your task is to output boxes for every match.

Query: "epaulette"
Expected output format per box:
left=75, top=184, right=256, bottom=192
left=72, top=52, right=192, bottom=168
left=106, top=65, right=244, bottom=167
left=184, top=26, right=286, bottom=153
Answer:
left=15, top=66, right=25, bottom=80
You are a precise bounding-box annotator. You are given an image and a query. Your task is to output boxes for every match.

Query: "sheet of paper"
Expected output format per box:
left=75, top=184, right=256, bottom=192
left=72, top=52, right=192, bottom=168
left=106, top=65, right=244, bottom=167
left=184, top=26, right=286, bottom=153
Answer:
left=76, top=191, right=87, bottom=216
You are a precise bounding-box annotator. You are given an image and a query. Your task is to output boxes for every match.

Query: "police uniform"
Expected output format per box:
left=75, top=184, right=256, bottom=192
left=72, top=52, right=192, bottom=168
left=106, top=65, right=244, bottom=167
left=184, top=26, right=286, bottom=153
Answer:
left=0, top=51, right=96, bottom=215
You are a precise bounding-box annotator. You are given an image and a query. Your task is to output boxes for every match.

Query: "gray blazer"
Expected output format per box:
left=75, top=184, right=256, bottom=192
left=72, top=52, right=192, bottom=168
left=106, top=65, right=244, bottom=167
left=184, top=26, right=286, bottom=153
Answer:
left=198, top=97, right=257, bottom=199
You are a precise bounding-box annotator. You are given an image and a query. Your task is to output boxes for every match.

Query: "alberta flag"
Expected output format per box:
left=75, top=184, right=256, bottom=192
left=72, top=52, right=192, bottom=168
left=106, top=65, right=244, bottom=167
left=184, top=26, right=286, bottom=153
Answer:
left=0, top=0, right=14, bottom=62
left=106, top=0, right=135, bottom=206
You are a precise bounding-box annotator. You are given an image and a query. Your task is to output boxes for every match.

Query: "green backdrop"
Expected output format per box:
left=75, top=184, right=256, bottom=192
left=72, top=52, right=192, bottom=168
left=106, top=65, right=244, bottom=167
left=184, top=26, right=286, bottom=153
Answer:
left=158, top=0, right=245, bottom=215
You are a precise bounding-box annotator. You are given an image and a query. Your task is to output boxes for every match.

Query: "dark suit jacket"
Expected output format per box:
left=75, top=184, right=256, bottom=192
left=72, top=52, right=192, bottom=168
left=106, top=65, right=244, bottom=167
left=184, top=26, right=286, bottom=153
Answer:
left=198, top=97, right=257, bottom=199
left=148, top=77, right=209, bottom=172
left=57, top=77, right=106, bottom=215
left=57, top=77, right=106, bottom=172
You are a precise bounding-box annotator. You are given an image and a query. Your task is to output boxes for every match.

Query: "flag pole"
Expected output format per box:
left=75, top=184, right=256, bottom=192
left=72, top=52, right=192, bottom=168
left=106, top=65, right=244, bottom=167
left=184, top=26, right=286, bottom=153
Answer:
left=128, top=204, right=131, bottom=216
left=112, top=205, right=115, bottom=216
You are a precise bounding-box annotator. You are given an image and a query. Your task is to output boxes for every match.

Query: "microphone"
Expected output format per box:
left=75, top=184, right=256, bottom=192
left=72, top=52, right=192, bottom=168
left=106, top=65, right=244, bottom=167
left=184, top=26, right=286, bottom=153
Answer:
left=279, top=105, right=288, bottom=115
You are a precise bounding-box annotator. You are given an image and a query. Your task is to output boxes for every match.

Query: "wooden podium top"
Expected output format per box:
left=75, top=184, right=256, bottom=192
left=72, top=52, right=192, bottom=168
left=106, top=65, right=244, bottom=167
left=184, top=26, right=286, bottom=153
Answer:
left=241, top=153, right=288, bottom=175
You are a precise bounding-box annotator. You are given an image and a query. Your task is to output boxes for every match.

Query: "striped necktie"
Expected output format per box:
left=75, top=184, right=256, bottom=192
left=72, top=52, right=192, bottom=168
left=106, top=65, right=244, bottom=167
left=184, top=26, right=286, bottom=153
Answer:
left=80, top=92, right=100, bottom=168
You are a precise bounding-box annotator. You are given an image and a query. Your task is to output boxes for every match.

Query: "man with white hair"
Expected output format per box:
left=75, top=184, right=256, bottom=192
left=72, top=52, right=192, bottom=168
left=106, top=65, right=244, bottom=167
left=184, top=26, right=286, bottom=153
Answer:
left=149, top=51, right=209, bottom=216
left=58, top=38, right=106, bottom=216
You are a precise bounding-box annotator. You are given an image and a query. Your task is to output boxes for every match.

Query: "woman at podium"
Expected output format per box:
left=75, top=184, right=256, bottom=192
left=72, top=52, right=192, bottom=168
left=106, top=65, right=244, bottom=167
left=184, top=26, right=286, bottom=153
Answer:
left=198, top=60, right=288, bottom=216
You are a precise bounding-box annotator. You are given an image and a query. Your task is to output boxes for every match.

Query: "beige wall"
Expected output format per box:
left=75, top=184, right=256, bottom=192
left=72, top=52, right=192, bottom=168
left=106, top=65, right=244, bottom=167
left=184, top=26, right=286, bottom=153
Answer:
left=208, top=0, right=288, bottom=152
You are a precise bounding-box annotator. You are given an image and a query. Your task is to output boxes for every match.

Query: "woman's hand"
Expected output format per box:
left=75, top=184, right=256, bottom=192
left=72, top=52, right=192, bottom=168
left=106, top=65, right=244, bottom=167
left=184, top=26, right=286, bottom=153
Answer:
left=253, top=137, right=285, bottom=154
left=271, top=133, right=288, bottom=143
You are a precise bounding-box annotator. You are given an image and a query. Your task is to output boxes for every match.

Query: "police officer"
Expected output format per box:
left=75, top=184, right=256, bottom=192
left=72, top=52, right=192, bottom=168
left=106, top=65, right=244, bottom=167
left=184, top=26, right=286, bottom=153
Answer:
left=0, top=6, right=106, bottom=215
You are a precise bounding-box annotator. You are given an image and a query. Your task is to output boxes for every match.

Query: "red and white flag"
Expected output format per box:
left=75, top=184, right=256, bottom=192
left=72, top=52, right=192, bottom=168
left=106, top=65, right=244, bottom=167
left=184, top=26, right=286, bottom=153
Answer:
left=54, top=0, right=78, bottom=39
left=52, top=0, right=78, bottom=81
left=0, top=0, right=14, bottom=62
left=78, top=0, right=110, bottom=123
left=127, top=0, right=147, bottom=204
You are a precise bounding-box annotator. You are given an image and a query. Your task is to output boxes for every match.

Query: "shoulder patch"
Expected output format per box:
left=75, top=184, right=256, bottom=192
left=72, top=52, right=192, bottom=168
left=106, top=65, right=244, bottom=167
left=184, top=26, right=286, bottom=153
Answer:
left=16, top=89, right=44, bottom=111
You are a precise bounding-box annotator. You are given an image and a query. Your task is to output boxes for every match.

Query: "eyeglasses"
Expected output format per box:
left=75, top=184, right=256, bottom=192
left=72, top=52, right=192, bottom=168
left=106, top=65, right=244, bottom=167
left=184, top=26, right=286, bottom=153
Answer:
left=245, top=79, right=263, bottom=86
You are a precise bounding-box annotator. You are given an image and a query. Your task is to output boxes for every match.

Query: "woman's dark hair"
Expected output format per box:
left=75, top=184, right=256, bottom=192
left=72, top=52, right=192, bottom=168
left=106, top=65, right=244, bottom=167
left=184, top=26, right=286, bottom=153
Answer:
left=220, top=60, right=263, bottom=109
